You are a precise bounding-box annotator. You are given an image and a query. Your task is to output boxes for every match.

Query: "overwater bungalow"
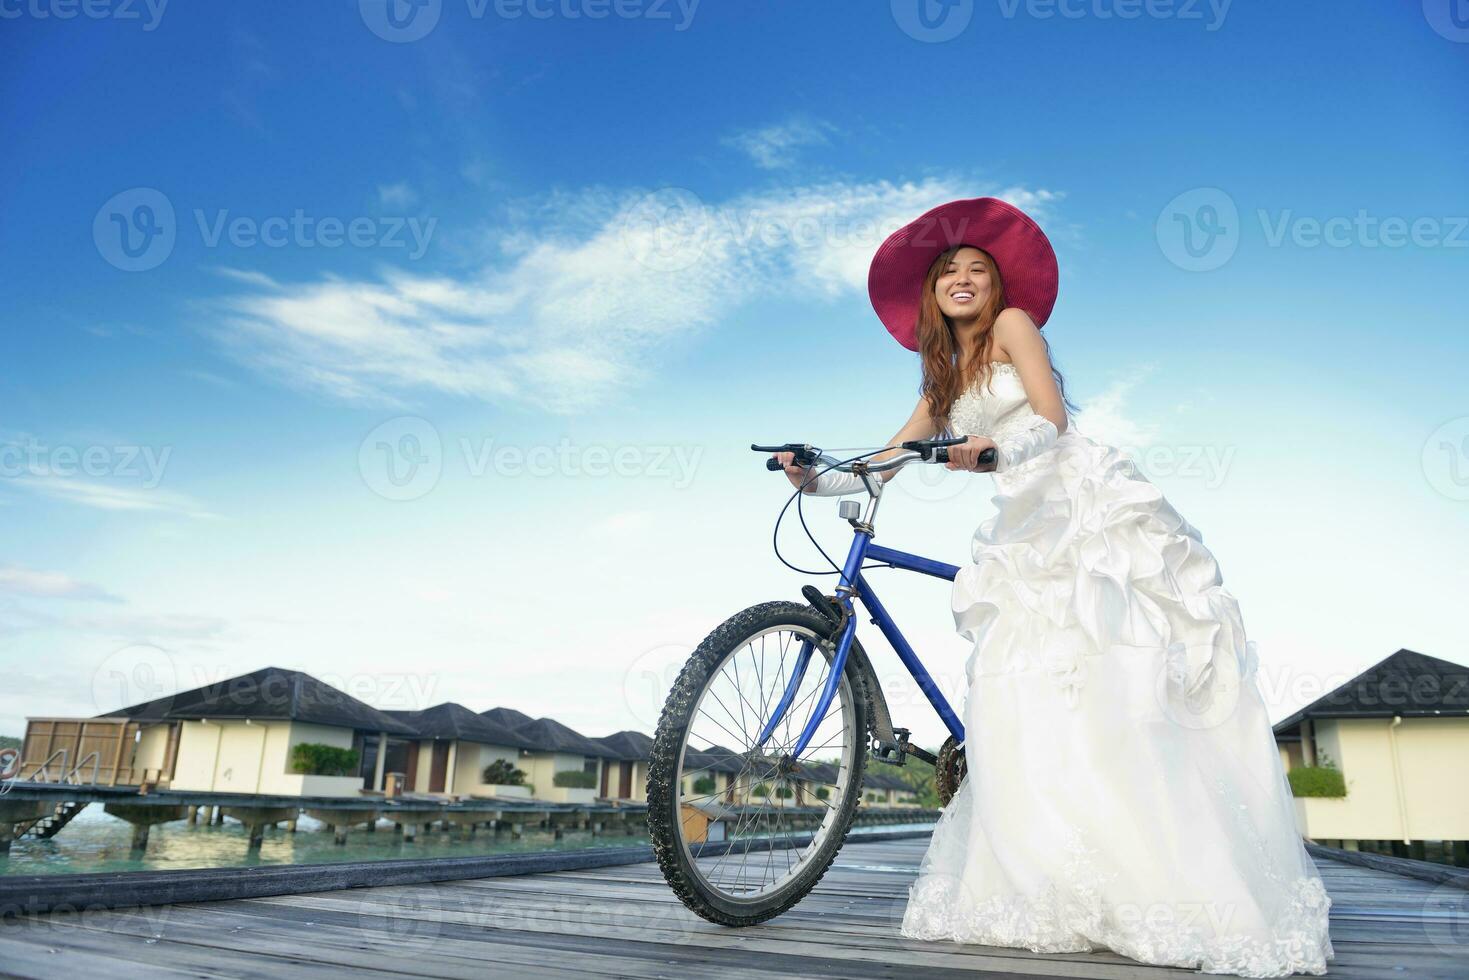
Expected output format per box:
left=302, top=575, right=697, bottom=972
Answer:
left=382, top=702, right=541, bottom=799
left=480, top=708, right=621, bottom=803
left=21, top=666, right=420, bottom=797
left=1272, top=647, right=1469, bottom=855
left=592, top=730, right=653, bottom=801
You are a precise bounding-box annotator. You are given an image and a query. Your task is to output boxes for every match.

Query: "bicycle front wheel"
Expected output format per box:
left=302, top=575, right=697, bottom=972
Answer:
left=647, top=600, right=870, bottom=926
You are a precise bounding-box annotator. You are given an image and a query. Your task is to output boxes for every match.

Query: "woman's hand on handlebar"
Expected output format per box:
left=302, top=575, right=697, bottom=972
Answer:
left=771, top=451, right=815, bottom=491
left=945, top=435, right=998, bottom=472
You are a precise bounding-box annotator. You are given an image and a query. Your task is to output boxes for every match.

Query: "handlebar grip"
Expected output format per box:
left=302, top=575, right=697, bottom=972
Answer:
left=934, top=447, right=998, bottom=466
left=766, top=458, right=783, bottom=471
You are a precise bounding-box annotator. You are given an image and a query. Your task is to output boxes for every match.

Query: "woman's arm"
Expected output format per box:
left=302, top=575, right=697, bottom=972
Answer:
left=775, top=394, right=940, bottom=491
left=992, top=307, right=1068, bottom=435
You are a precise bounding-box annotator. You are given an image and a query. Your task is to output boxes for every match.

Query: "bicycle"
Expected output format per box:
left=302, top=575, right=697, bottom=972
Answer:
left=647, top=436, right=995, bottom=926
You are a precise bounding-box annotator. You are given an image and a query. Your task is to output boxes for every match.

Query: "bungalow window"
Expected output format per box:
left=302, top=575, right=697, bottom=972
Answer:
left=583, top=758, right=598, bottom=775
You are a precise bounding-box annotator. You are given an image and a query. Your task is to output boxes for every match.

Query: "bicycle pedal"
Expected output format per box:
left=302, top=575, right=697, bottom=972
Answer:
left=870, top=728, right=910, bottom=766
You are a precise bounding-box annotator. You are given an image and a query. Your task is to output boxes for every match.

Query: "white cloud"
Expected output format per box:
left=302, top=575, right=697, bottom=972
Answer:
left=378, top=182, right=418, bottom=208
left=723, top=117, right=835, bottom=169
left=11, top=475, right=218, bottom=520
left=1072, top=374, right=1162, bottom=449
left=212, top=177, right=1061, bottom=413
left=0, top=565, right=121, bottom=602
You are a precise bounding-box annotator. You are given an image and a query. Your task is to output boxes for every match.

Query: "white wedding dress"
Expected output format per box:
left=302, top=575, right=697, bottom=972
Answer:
left=899, top=362, right=1334, bottom=977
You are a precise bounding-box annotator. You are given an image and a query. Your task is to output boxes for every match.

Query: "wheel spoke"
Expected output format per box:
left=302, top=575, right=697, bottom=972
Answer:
left=659, top=618, right=864, bottom=908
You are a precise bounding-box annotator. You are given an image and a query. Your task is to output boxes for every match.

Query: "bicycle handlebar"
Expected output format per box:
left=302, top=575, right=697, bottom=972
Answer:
left=753, top=439, right=996, bottom=473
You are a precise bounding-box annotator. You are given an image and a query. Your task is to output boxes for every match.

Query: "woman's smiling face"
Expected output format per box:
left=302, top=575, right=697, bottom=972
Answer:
left=934, top=246, right=993, bottom=320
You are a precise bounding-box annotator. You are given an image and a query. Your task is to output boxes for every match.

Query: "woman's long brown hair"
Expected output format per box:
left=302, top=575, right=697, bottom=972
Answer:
left=916, top=244, right=1078, bottom=429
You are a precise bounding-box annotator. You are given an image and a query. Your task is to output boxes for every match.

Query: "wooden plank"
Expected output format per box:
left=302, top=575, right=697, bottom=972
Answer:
left=3, top=836, right=1465, bottom=979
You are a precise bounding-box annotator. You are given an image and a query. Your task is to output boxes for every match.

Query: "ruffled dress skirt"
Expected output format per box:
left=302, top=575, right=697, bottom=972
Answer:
left=899, top=427, right=1334, bottom=977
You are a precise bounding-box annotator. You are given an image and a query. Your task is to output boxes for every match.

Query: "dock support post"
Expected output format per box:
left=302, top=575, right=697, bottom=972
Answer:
left=104, top=803, right=189, bottom=857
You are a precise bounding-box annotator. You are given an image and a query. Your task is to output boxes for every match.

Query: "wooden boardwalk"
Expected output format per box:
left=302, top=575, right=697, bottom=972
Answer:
left=1, top=836, right=1464, bottom=978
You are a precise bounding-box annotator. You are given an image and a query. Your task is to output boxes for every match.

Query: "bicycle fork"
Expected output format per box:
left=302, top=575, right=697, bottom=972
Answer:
left=754, top=509, right=873, bottom=759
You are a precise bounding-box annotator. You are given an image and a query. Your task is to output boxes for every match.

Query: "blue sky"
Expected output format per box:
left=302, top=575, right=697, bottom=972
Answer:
left=2, top=0, right=1466, bottom=746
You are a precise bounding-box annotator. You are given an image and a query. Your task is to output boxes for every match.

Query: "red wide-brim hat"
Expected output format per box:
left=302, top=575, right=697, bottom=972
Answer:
left=867, top=197, right=1059, bottom=351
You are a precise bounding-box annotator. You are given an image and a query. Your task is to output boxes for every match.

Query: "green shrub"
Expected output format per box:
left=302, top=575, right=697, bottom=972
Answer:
left=815, top=787, right=830, bottom=800
left=290, top=743, right=359, bottom=777
left=482, top=760, right=526, bottom=786
left=1288, top=764, right=1346, bottom=798
left=775, top=786, right=792, bottom=799
left=692, top=776, right=716, bottom=794
left=552, top=769, right=597, bottom=789
left=752, top=783, right=769, bottom=797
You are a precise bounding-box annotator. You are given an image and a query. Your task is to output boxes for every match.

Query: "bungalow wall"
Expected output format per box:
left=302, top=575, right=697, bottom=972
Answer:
left=1289, top=717, right=1469, bottom=841
left=452, top=741, right=523, bottom=797
left=518, top=750, right=600, bottom=801
left=170, top=720, right=362, bottom=797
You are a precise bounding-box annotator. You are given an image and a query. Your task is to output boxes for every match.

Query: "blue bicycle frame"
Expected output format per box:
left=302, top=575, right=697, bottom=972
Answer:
left=754, top=520, right=967, bottom=758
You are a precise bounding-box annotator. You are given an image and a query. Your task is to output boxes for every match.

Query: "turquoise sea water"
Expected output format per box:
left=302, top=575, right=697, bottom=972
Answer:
left=2, top=806, right=936, bottom=876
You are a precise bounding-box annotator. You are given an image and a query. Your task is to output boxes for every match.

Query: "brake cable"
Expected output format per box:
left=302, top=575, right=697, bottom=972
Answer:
left=770, top=446, right=900, bottom=577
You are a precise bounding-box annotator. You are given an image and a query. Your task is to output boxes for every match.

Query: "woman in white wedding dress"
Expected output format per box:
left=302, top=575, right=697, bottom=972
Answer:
left=781, top=198, right=1334, bottom=977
